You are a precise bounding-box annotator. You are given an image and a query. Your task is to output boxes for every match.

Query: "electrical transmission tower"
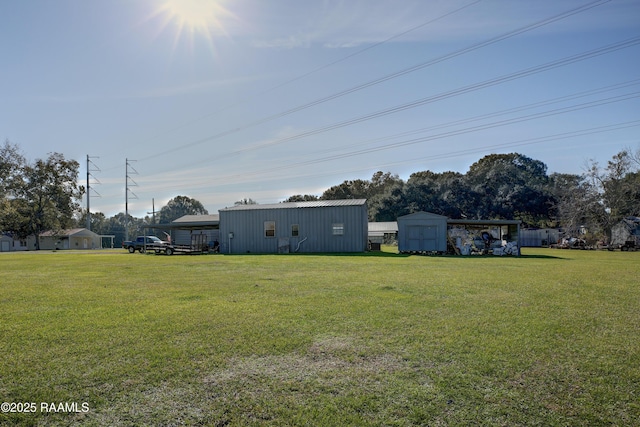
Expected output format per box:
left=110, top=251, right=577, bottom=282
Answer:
left=86, top=155, right=101, bottom=231
left=125, top=159, right=138, bottom=242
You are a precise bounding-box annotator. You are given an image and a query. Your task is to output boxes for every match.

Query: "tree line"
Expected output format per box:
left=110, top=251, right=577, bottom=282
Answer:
left=2, top=139, right=639, bottom=247
left=286, top=151, right=640, bottom=244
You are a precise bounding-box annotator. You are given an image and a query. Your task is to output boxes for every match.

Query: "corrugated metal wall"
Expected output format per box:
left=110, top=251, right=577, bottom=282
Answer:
left=173, top=229, right=220, bottom=246
left=520, top=229, right=560, bottom=247
left=219, top=204, right=368, bottom=254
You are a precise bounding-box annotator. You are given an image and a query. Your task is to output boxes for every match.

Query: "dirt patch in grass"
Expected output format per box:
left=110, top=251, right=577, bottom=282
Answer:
left=67, top=336, right=416, bottom=426
left=200, top=335, right=413, bottom=424
left=206, top=335, right=404, bottom=386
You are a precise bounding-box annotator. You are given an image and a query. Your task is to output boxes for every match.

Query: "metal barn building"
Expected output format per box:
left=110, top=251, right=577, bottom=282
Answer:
left=219, top=199, right=368, bottom=254
left=397, top=212, right=448, bottom=253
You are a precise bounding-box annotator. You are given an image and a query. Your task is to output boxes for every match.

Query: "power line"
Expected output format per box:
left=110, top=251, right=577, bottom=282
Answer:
left=140, top=0, right=611, bottom=162
left=168, top=35, right=640, bottom=173
left=237, top=36, right=640, bottom=154
left=212, top=120, right=640, bottom=190
left=135, top=0, right=483, bottom=158
left=294, top=78, right=640, bottom=160
left=216, top=91, right=640, bottom=182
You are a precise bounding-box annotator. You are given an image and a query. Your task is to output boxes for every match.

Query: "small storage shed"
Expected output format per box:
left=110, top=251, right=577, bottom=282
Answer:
left=397, top=212, right=448, bottom=253
left=219, top=199, right=368, bottom=254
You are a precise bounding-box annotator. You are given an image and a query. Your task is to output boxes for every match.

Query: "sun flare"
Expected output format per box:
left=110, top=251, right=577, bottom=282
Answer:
left=154, top=0, right=234, bottom=51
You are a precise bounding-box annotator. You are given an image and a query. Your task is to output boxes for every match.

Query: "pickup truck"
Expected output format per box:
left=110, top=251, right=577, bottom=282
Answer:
left=122, top=236, right=169, bottom=253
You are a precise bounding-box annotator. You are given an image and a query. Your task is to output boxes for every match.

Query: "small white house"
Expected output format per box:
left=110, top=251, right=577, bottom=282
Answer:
left=28, top=228, right=101, bottom=250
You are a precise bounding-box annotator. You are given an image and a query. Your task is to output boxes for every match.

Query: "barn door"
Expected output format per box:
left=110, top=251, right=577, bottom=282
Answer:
left=407, top=225, right=438, bottom=251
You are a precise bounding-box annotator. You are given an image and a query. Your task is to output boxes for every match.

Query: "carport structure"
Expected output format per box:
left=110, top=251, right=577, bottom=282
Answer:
left=397, top=211, right=521, bottom=255
left=144, top=214, right=220, bottom=252
left=447, top=219, right=521, bottom=256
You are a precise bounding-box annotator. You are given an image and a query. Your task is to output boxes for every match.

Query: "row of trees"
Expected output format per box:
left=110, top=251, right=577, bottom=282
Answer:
left=287, top=151, right=640, bottom=243
left=0, top=141, right=84, bottom=249
left=2, top=139, right=639, bottom=247
left=0, top=141, right=212, bottom=248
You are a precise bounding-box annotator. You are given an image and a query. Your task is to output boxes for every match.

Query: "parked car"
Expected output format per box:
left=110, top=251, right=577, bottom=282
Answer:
left=122, top=236, right=168, bottom=253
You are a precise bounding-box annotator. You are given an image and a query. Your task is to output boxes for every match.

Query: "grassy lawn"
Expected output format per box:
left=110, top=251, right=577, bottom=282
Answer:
left=0, top=248, right=638, bottom=426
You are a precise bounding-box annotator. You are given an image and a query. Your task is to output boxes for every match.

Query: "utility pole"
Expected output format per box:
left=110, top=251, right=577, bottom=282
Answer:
left=125, top=159, right=138, bottom=242
left=86, top=155, right=100, bottom=231
left=147, top=198, right=156, bottom=225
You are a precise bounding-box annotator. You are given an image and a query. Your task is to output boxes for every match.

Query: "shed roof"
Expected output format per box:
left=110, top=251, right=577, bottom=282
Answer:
left=220, top=199, right=366, bottom=212
left=397, top=211, right=448, bottom=221
left=447, top=219, right=522, bottom=226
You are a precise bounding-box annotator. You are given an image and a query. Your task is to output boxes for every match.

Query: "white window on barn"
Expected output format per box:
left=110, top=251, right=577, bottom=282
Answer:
left=264, top=221, right=276, bottom=237
left=291, top=224, right=299, bottom=237
left=332, top=223, right=344, bottom=236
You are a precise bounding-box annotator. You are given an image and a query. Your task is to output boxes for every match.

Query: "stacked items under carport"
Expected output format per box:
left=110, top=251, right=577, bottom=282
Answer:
left=448, top=226, right=518, bottom=255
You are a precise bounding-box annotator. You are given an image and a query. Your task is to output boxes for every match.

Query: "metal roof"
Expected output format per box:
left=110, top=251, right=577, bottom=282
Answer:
left=173, top=214, right=219, bottom=223
left=368, top=222, right=398, bottom=233
left=447, top=219, right=521, bottom=226
left=219, top=199, right=367, bottom=211
left=144, top=214, right=220, bottom=230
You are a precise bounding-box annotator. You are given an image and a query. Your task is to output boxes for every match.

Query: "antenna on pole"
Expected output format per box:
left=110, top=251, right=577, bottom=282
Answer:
left=125, top=159, right=138, bottom=241
left=86, top=155, right=101, bottom=231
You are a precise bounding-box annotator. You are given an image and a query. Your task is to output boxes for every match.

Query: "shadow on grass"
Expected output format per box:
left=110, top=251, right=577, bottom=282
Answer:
left=224, top=251, right=567, bottom=259
left=229, top=251, right=412, bottom=258
left=519, top=254, right=567, bottom=259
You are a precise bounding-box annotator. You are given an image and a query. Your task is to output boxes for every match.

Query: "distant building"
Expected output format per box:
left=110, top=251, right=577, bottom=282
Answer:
left=520, top=228, right=561, bottom=247
left=0, top=233, right=27, bottom=252
left=219, top=199, right=368, bottom=254
left=368, top=222, right=398, bottom=245
left=27, top=228, right=101, bottom=250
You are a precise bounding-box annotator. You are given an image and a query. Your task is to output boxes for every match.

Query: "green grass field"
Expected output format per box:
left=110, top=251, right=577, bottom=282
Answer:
left=0, top=248, right=638, bottom=426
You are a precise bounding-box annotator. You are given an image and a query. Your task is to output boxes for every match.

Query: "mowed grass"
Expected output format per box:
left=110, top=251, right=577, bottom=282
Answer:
left=0, top=248, right=638, bottom=426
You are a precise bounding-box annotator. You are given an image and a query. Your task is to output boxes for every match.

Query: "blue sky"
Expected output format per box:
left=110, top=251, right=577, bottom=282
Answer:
left=2, top=0, right=639, bottom=217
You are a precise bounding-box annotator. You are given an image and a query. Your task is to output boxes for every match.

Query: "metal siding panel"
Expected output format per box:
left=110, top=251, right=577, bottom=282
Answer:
left=220, top=203, right=367, bottom=253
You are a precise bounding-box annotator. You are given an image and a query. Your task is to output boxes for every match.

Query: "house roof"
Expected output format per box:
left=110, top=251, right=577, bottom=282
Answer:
left=219, top=199, right=367, bottom=212
left=39, top=228, right=98, bottom=237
